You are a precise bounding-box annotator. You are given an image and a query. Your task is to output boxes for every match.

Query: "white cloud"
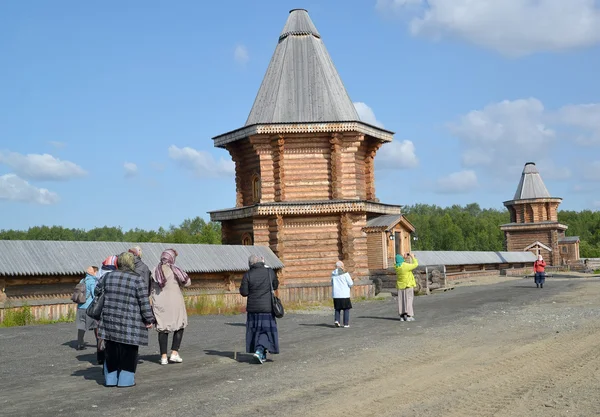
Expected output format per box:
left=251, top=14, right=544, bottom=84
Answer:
left=449, top=98, right=600, bottom=181
left=0, top=151, right=87, bottom=181
left=377, top=140, right=419, bottom=170
left=535, top=159, right=572, bottom=181
left=379, top=0, right=600, bottom=56
left=234, top=44, right=249, bottom=65
left=124, top=162, right=138, bottom=178
left=0, top=174, right=59, bottom=205
left=556, top=103, right=600, bottom=145
left=436, top=170, right=478, bottom=193
left=354, top=102, right=385, bottom=128
left=168, top=146, right=234, bottom=178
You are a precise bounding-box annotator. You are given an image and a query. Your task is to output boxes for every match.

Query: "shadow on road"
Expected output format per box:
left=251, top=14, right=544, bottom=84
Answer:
left=224, top=323, right=246, bottom=327
left=204, top=350, right=255, bottom=364
left=357, top=316, right=400, bottom=321
left=71, top=368, right=104, bottom=385
left=511, top=286, right=541, bottom=289
left=298, top=323, right=337, bottom=328
left=75, top=353, right=98, bottom=365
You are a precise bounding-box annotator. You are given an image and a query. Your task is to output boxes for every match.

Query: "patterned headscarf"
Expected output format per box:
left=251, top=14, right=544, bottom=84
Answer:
left=153, top=249, right=189, bottom=288
left=117, top=252, right=136, bottom=272
left=102, top=256, right=118, bottom=268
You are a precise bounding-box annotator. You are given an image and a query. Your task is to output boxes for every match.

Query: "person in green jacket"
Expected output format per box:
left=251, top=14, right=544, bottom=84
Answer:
left=395, top=253, right=418, bottom=321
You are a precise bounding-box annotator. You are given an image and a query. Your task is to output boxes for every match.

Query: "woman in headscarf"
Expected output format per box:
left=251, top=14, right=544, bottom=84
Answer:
left=395, top=253, right=419, bottom=321
left=94, top=255, right=118, bottom=366
left=331, top=260, right=353, bottom=328
left=150, top=249, right=190, bottom=365
left=97, top=252, right=154, bottom=387
left=534, top=255, right=546, bottom=288
left=239, top=254, right=279, bottom=364
left=75, top=266, right=99, bottom=350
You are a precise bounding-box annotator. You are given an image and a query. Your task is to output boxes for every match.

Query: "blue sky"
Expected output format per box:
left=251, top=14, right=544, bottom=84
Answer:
left=1, top=0, right=600, bottom=231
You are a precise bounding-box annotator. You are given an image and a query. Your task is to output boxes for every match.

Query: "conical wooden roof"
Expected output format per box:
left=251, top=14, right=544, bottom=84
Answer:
left=245, top=9, right=359, bottom=125
left=512, top=162, right=551, bottom=200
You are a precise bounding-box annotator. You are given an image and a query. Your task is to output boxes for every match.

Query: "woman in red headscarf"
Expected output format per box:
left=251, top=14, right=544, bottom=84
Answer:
left=150, top=249, right=191, bottom=365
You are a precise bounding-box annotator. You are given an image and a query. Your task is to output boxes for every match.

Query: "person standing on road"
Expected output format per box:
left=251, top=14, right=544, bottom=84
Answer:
left=331, top=261, right=353, bottom=328
left=75, top=266, right=99, bottom=350
left=150, top=249, right=190, bottom=365
left=240, top=254, right=280, bottom=364
left=395, top=253, right=418, bottom=321
left=98, top=252, right=155, bottom=387
left=94, top=255, right=118, bottom=366
left=534, top=255, right=546, bottom=289
left=129, top=246, right=152, bottom=294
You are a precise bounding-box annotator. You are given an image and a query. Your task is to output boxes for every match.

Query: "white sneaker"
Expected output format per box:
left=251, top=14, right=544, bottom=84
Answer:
left=160, top=357, right=168, bottom=365
left=406, top=317, right=415, bottom=322
left=334, top=321, right=341, bottom=327
left=343, top=325, right=350, bottom=328
left=169, top=353, right=183, bottom=363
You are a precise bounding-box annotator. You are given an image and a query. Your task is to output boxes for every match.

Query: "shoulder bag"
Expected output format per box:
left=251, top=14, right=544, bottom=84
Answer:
left=86, top=280, right=105, bottom=321
left=268, top=269, right=284, bottom=319
left=71, top=280, right=87, bottom=304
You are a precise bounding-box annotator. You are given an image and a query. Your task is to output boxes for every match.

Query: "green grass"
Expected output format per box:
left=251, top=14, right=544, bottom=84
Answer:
left=594, top=269, right=600, bottom=274
left=0, top=304, right=76, bottom=328
left=186, top=293, right=245, bottom=316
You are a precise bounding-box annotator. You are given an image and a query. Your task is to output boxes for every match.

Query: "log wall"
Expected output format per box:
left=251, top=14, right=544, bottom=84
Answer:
left=221, top=219, right=253, bottom=245
left=505, top=229, right=559, bottom=265
left=367, top=232, right=386, bottom=270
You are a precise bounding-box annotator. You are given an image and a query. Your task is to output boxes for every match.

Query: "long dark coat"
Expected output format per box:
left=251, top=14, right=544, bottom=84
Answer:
left=98, top=270, right=155, bottom=346
left=239, top=262, right=279, bottom=313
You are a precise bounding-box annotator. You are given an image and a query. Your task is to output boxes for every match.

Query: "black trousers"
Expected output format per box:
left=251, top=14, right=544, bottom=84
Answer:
left=158, top=329, right=184, bottom=355
left=105, top=341, right=138, bottom=374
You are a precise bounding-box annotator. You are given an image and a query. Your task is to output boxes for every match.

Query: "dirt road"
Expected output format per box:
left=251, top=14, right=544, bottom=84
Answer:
left=1, top=276, right=599, bottom=416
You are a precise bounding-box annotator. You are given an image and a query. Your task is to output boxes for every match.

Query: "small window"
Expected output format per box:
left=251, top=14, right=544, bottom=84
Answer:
left=562, top=246, right=568, bottom=253
left=252, top=175, right=261, bottom=203
left=241, top=233, right=253, bottom=246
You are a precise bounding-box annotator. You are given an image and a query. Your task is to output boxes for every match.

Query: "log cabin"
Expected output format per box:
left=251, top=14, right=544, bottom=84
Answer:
left=501, top=162, right=580, bottom=265
left=209, top=9, right=414, bottom=285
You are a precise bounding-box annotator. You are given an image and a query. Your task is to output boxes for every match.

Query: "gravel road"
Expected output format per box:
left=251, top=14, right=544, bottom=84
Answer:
left=1, top=276, right=599, bottom=417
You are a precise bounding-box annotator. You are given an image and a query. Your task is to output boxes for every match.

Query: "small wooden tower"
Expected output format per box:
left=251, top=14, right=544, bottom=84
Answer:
left=209, top=9, right=406, bottom=284
left=500, top=162, right=569, bottom=265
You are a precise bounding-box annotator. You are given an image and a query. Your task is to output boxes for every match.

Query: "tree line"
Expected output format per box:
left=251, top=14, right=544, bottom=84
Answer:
left=404, top=203, right=600, bottom=258
left=1, top=204, right=599, bottom=257
left=0, top=216, right=222, bottom=244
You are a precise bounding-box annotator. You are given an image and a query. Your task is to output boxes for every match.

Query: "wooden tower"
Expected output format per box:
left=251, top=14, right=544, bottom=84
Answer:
left=209, top=9, right=403, bottom=284
left=500, top=162, right=567, bottom=266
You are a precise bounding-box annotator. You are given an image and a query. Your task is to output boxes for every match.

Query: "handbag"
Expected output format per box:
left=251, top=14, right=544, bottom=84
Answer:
left=71, top=280, right=86, bottom=304
left=86, top=282, right=105, bottom=321
left=268, top=269, right=284, bottom=318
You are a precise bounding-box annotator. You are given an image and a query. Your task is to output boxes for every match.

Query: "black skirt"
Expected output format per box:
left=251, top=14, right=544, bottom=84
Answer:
left=333, top=298, right=352, bottom=310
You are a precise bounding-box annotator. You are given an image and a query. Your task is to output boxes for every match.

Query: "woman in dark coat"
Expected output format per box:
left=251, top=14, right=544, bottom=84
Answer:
left=97, top=252, right=155, bottom=387
left=240, top=255, right=279, bottom=364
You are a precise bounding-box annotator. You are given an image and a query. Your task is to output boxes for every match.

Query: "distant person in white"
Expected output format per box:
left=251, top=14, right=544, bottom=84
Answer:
left=331, top=261, right=353, bottom=328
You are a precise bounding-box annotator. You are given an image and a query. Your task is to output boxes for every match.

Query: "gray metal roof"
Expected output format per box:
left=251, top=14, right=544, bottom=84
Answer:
left=245, top=9, right=360, bottom=125
left=0, top=241, right=283, bottom=277
left=512, top=162, right=552, bottom=200
left=559, top=236, right=580, bottom=243
left=412, top=251, right=537, bottom=267
left=366, top=214, right=403, bottom=229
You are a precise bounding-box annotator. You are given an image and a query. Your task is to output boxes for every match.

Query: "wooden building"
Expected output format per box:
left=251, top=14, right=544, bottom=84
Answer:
left=209, top=9, right=410, bottom=284
left=501, top=162, right=579, bottom=265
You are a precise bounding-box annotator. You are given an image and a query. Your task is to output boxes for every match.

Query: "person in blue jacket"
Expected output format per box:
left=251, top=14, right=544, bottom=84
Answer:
left=75, top=266, right=98, bottom=350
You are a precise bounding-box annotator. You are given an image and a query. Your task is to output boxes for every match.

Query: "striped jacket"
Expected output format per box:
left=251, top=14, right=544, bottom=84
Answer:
left=97, top=270, right=155, bottom=346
